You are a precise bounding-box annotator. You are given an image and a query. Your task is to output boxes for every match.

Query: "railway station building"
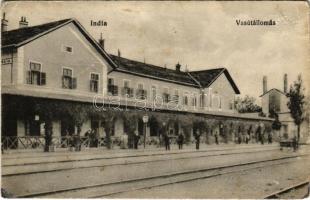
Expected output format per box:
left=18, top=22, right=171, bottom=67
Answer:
left=1, top=17, right=275, bottom=149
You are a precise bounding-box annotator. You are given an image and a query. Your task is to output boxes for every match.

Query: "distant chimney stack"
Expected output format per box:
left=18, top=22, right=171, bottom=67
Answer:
left=1, top=13, right=8, bottom=32
left=98, top=33, right=105, bottom=50
left=19, top=16, right=28, bottom=28
left=284, top=73, right=288, bottom=93
left=263, top=76, right=267, bottom=93
left=175, top=62, right=181, bottom=72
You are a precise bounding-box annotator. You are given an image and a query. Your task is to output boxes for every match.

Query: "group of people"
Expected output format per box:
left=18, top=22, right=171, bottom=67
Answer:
left=84, top=129, right=100, bottom=147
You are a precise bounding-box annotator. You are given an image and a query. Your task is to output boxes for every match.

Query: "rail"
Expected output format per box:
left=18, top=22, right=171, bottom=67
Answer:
left=264, top=180, right=309, bottom=199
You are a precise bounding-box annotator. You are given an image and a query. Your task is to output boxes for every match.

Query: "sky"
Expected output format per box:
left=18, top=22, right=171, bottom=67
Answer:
left=2, top=1, right=309, bottom=104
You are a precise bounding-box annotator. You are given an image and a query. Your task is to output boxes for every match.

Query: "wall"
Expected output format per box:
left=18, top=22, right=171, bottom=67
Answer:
left=1, top=50, right=18, bottom=85
left=108, top=71, right=201, bottom=111
left=207, top=73, right=236, bottom=112
left=108, top=71, right=236, bottom=113
left=22, top=22, right=110, bottom=96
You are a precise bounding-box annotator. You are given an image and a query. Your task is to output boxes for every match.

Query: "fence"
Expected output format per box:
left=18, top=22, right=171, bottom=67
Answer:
left=1, top=136, right=111, bottom=150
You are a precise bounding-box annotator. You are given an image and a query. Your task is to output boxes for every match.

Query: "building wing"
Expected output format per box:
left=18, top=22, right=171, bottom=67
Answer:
left=1, top=18, right=117, bottom=69
left=109, top=54, right=199, bottom=87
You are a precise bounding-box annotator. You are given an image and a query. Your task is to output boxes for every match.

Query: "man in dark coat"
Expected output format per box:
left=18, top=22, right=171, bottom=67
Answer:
left=177, top=133, right=184, bottom=150
left=134, top=132, right=140, bottom=149
left=195, top=132, right=201, bottom=150
left=164, top=133, right=170, bottom=150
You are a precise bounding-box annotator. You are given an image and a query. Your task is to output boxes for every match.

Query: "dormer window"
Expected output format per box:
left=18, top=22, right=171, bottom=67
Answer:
left=26, top=62, right=46, bottom=86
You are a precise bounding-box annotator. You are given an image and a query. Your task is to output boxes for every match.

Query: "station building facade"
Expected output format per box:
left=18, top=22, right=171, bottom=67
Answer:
left=1, top=17, right=274, bottom=148
left=260, top=75, right=309, bottom=142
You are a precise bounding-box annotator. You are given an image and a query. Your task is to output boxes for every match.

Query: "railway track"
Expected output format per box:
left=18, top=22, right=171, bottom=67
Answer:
left=2, top=146, right=280, bottom=176
left=2, top=145, right=278, bottom=166
left=14, top=152, right=310, bottom=198
left=264, top=180, right=309, bottom=199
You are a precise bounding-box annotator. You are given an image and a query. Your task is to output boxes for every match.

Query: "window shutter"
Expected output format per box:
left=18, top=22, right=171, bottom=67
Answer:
left=114, top=86, right=118, bottom=96
left=90, top=80, right=93, bottom=91
left=40, top=72, right=46, bottom=85
left=71, top=77, right=77, bottom=89
left=26, top=71, right=32, bottom=84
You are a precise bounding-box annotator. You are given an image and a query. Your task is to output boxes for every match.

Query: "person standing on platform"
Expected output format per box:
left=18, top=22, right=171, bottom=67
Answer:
left=177, top=133, right=184, bottom=150
left=268, top=132, right=273, bottom=144
left=134, top=131, right=140, bottom=149
left=164, top=133, right=170, bottom=150
left=195, top=132, right=201, bottom=150
left=214, top=131, right=219, bottom=145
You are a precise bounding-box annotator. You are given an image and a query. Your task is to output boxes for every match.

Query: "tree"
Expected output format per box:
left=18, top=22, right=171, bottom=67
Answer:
left=272, top=114, right=282, bottom=131
left=234, top=95, right=262, bottom=113
left=287, top=75, right=305, bottom=141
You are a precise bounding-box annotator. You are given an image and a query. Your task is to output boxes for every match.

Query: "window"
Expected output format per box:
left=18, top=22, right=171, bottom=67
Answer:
left=173, top=89, right=179, bottom=103
left=63, top=45, right=73, bottom=53
left=229, top=101, right=233, bottom=110
left=124, top=80, right=130, bottom=88
left=62, top=68, right=77, bottom=89
left=163, top=87, right=170, bottom=103
left=151, top=85, right=157, bottom=100
left=108, top=78, right=114, bottom=85
left=136, top=83, right=147, bottom=99
left=219, top=97, right=222, bottom=109
left=138, top=83, right=143, bottom=90
left=183, top=95, right=188, bottom=105
left=90, top=73, right=99, bottom=93
left=107, top=78, right=118, bottom=96
left=192, top=96, right=197, bottom=107
left=122, top=80, right=133, bottom=97
left=26, top=62, right=46, bottom=85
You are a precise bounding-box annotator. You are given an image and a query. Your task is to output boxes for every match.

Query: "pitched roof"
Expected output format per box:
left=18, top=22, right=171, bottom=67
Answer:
left=189, top=68, right=240, bottom=94
left=1, top=18, right=117, bottom=68
left=109, top=54, right=199, bottom=87
left=189, top=68, right=225, bottom=87
left=109, top=55, right=240, bottom=94
left=2, top=19, right=72, bottom=47
left=259, top=88, right=287, bottom=97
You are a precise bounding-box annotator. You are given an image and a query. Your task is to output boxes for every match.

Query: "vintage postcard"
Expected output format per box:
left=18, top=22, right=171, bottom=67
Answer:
left=1, top=1, right=310, bottom=199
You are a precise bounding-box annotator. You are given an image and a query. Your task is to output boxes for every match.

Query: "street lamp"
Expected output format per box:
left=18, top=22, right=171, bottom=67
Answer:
left=142, top=115, right=149, bottom=148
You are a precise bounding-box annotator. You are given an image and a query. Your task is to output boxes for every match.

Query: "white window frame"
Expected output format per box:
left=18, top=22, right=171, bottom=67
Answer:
left=90, top=72, right=100, bottom=93
left=29, top=60, right=43, bottom=72
left=62, top=66, right=74, bottom=77
left=183, top=91, right=189, bottom=106
left=28, top=60, right=43, bottom=85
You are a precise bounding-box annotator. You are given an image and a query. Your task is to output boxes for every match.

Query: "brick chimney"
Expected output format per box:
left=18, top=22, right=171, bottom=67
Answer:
left=98, top=33, right=105, bottom=50
left=263, top=76, right=267, bottom=93
left=1, top=13, right=8, bottom=32
left=284, top=73, right=288, bottom=93
left=19, top=16, right=28, bottom=28
left=176, top=62, right=181, bottom=72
